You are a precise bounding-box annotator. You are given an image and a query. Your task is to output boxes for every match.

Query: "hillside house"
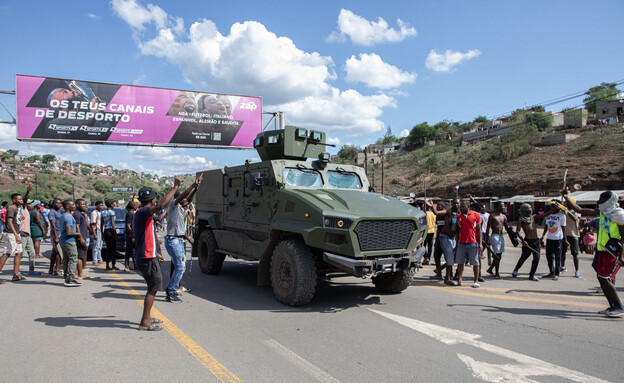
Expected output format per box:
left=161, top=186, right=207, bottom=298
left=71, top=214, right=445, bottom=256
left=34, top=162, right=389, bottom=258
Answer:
left=596, top=100, right=624, bottom=123
left=355, top=142, right=401, bottom=166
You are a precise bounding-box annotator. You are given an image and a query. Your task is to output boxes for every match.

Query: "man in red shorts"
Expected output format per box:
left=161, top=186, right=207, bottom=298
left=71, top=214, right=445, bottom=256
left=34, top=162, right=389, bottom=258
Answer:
left=563, top=190, right=624, bottom=317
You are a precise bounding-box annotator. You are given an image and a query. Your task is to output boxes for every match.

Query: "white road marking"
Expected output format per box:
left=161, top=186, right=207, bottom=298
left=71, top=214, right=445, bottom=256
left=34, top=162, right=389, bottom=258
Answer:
left=263, top=339, right=341, bottom=383
left=369, top=309, right=609, bottom=383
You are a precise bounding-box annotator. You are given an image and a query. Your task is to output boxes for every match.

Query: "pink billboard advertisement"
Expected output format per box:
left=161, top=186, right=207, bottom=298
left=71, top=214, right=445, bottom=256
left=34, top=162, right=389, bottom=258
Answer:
left=15, top=74, right=262, bottom=148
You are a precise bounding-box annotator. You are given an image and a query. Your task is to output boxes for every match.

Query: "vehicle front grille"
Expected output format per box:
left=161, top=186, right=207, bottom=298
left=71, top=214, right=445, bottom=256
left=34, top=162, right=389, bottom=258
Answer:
left=353, top=220, right=415, bottom=251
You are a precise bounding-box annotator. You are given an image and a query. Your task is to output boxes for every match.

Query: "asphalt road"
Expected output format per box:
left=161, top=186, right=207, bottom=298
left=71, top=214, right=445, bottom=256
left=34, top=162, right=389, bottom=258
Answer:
left=1, top=239, right=622, bottom=383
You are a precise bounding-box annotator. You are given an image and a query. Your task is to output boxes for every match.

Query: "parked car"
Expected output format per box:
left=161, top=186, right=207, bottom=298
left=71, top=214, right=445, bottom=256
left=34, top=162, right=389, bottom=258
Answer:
left=87, top=206, right=127, bottom=259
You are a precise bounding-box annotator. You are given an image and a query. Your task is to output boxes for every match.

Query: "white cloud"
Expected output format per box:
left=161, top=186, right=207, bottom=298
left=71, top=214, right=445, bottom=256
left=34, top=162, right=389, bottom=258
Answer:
left=327, top=136, right=341, bottom=145
left=139, top=19, right=334, bottom=105
left=425, top=49, right=481, bottom=72
left=0, top=123, right=93, bottom=155
left=127, top=146, right=218, bottom=175
left=279, top=89, right=396, bottom=135
left=133, top=74, right=147, bottom=85
left=400, top=129, right=409, bottom=138
left=327, top=9, right=417, bottom=46
left=345, top=53, right=416, bottom=89
left=113, top=1, right=398, bottom=136
left=111, top=0, right=168, bottom=30
left=87, top=13, right=99, bottom=19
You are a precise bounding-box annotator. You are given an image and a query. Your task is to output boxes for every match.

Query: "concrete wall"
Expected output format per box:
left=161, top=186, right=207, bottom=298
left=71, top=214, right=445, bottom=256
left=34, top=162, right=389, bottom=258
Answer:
left=462, top=130, right=489, bottom=141
left=564, top=109, right=588, bottom=128
left=540, top=133, right=579, bottom=146
left=489, top=126, right=513, bottom=137
left=552, top=113, right=564, bottom=127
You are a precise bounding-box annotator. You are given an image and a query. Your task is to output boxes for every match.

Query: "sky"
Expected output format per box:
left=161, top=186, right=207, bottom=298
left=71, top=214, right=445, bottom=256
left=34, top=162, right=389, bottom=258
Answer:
left=0, top=0, right=623, bottom=176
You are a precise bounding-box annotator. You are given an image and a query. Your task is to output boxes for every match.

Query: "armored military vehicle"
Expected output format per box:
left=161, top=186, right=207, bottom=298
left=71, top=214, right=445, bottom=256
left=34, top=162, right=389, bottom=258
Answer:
left=192, top=126, right=427, bottom=306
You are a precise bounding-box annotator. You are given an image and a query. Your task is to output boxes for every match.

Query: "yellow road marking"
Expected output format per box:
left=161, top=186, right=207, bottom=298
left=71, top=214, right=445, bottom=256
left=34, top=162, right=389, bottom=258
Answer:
left=424, top=285, right=605, bottom=309
left=109, top=271, right=242, bottom=383
left=452, top=285, right=605, bottom=301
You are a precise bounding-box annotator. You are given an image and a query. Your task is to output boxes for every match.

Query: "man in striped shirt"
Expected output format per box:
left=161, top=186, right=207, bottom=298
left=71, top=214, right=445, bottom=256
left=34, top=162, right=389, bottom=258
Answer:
left=133, top=177, right=183, bottom=331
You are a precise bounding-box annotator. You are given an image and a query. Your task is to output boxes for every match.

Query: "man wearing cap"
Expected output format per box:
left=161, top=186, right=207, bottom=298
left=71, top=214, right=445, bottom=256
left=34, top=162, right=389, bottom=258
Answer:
left=563, top=190, right=624, bottom=317
left=133, top=177, right=183, bottom=331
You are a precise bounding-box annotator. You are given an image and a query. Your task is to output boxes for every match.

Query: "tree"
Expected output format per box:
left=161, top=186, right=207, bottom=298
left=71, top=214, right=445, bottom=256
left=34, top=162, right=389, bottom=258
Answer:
left=26, top=155, right=42, bottom=162
left=524, top=112, right=554, bottom=131
left=336, top=145, right=358, bottom=160
left=406, top=122, right=435, bottom=145
left=528, top=105, right=545, bottom=112
left=7, top=149, right=19, bottom=156
left=0, top=152, right=11, bottom=161
left=583, top=82, right=620, bottom=114
left=433, top=121, right=453, bottom=140
left=473, top=115, right=489, bottom=123
left=42, top=154, right=56, bottom=163
left=92, top=179, right=112, bottom=194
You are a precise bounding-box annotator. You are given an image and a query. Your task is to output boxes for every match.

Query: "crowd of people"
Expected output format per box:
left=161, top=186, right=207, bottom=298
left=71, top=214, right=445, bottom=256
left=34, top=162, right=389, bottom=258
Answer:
left=1, top=179, right=622, bottom=326
left=0, top=176, right=201, bottom=327
left=420, top=189, right=624, bottom=318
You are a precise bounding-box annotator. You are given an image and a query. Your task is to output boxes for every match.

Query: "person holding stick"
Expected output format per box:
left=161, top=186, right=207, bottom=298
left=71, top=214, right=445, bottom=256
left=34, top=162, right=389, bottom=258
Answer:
left=563, top=190, right=624, bottom=317
left=512, top=204, right=542, bottom=281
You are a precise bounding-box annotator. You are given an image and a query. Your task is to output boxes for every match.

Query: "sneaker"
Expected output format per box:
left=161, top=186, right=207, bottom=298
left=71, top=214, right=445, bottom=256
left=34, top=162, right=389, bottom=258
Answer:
left=575, top=270, right=580, bottom=278
left=493, top=274, right=503, bottom=279
left=28, top=271, right=42, bottom=276
left=541, top=274, right=554, bottom=279
left=422, top=259, right=430, bottom=265
left=552, top=275, right=559, bottom=280
left=529, top=276, right=539, bottom=281
left=478, top=277, right=485, bottom=282
left=166, top=293, right=182, bottom=303
left=444, top=280, right=458, bottom=286
left=64, top=280, right=81, bottom=287
left=560, top=266, right=567, bottom=272
left=511, top=270, right=518, bottom=278
left=472, top=283, right=480, bottom=288
left=604, top=308, right=624, bottom=317
left=177, top=286, right=190, bottom=294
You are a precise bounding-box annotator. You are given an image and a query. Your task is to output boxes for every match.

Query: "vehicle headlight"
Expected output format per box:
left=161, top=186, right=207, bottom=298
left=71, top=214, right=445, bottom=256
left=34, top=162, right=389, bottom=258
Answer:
left=418, top=215, right=427, bottom=227
left=323, top=216, right=353, bottom=230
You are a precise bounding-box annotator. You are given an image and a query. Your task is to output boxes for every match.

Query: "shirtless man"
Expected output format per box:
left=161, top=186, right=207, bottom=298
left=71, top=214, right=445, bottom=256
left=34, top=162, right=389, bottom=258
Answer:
left=486, top=201, right=507, bottom=278
left=427, top=198, right=460, bottom=286
left=512, top=204, right=542, bottom=281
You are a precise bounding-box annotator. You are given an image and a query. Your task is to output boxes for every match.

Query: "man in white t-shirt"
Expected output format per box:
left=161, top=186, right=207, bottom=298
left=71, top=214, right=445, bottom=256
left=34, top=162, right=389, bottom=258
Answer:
left=540, top=201, right=567, bottom=280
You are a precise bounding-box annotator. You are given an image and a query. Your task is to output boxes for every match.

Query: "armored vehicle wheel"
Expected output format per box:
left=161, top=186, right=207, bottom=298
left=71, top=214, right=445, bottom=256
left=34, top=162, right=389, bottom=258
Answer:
left=198, top=229, right=225, bottom=274
left=372, top=269, right=412, bottom=293
left=270, top=239, right=317, bottom=306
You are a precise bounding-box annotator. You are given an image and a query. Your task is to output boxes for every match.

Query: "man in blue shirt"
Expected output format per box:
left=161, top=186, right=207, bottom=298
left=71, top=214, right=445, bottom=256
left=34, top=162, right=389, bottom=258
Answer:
left=47, top=198, right=63, bottom=275
left=59, top=200, right=84, bottom=287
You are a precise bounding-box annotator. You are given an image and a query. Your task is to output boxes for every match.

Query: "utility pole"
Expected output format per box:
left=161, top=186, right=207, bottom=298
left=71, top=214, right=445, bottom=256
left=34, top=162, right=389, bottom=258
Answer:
left=72, top=183, right=75, bottom=200
left=381, top=151, right=385, bottom=195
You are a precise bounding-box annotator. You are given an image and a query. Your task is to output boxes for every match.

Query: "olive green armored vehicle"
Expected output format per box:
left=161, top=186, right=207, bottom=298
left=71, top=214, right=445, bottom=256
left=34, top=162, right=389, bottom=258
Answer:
left=192, top=126, right=427, bottom=306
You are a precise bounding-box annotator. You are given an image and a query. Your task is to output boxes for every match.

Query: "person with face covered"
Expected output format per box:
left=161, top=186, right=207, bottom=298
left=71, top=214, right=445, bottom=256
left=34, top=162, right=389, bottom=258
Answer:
left=563, top=190, right=624, bottom=318
left=512, top=204, right=543, bottom=281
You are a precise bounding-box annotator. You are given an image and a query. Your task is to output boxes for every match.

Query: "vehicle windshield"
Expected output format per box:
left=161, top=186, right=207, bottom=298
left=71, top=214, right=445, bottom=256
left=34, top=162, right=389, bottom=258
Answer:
left=327, top=170, right=363, bottom=189
left=283, top=168, right=324, bottom=187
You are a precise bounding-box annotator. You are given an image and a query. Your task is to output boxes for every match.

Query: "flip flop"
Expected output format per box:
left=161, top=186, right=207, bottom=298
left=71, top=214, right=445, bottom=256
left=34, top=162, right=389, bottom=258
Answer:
left=12, top=275, right=27, bottom=281
left=150, top=318, right=163, bottom=324
left=138, top=323, right=162, bottom=331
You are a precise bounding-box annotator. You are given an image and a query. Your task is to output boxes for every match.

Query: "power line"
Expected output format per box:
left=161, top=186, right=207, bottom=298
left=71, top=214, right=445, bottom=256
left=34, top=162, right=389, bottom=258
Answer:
left=488, top=78, right=624, bottom=120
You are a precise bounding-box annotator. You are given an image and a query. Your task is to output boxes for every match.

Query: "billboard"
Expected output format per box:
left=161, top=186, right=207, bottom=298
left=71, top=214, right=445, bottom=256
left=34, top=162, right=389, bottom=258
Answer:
left=15, top=74, right=262, bottom=148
